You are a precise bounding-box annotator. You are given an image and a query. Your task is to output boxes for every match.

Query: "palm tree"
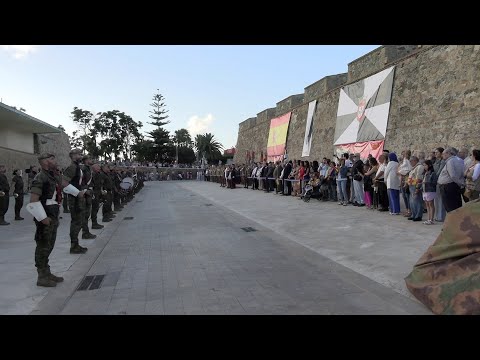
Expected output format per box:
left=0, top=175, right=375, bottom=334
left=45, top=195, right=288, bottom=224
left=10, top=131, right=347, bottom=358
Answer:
left=195, top=133, right=223, bottom=163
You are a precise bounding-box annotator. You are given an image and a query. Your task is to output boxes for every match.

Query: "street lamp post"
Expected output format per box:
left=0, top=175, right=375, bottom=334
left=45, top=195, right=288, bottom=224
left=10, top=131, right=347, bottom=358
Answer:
left=175, top=141, right=179, bottom=166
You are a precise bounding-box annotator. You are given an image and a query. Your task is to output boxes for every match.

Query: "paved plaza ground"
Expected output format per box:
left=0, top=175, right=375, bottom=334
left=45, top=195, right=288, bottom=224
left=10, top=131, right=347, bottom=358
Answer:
left=0, top=181, right=437, bottom=314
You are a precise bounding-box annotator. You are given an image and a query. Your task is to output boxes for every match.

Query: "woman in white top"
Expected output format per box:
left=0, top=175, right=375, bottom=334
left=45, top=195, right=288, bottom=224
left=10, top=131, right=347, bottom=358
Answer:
left=384, top=152, right=401, bottom=214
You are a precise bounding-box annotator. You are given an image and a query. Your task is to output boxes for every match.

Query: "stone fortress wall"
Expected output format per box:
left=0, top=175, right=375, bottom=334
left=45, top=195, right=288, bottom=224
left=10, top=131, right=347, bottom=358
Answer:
left=233, top=45, right=480, bottom=164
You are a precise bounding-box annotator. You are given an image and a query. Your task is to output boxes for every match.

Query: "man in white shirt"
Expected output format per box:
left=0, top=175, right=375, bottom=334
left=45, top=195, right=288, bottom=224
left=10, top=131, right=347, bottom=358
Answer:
left=251, top=163, right=258, bottom=190
left=398, top=149, right=413, bottom=216
left=256, top=163, right=264, bottom=190
left=344, top=154, right=354, bottom=203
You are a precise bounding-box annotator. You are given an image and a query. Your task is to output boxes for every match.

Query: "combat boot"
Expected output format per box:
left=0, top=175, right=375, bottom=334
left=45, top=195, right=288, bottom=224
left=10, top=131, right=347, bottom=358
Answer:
left=0, top=216, right=10, bottom=226
left=114, top=207, right=122, bottom=211
left=91, top=223, right=104, bottom=229
left=102, top=217, right=112, bottom=222
left=70, top=243, right=88, bottom=254
left=37, top=268, right=57, bottom=287
left=82, top=232, right=97, bottom=239
left=46, top=266, right=64, bottom=282
left=15, top=216, right=24, bottom=220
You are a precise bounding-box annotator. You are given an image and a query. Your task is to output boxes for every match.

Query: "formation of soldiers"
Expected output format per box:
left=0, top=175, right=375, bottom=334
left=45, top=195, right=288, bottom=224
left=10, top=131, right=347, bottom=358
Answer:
left=205, top=163, right=273, bottom=190
left=3, top=149, right=146, bottom=287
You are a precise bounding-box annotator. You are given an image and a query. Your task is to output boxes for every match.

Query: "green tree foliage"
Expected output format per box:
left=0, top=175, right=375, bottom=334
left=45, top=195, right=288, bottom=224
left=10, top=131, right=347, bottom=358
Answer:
left=131, top=140, right=155, bottom=163
left=194, top=133, right=223, bottom=163
left=177, top=147, right=196, bottom=164
left=147, top=127, right=173, bottom=162
left=67, top=95, right=222, bottom=166
left=173, top=128, right=193, bottom=148
left=144, top=90, right=174, bottom=162
left=94, top=110, right=143, bottom=160
left=148, top=91, right=170, bottom=127
left=69, top=107, right=142, bottom=161
left=69, top=130, right=83, bottom=149
left=71, top=107, right=98, bottom=154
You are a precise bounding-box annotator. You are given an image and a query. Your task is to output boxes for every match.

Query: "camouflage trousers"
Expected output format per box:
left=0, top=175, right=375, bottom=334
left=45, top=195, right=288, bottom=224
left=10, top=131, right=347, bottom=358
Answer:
left=82, top=194, right=92, bottom=233
left=15, top=194, right=24, bottom=217
left=102, top=191, right=113, bottom=218
left=405, top=199, right=480, bottom=314
left=34, top=205, right=59, bottom=270
left=113, top=190, right=121, bottom=209
left=91, top=194, right=101, bottom=224
left=62, top=194, right=69, bottom=211
left=68, top=195, right=85, bottom=244
left=0, top=195, right=9, bottom=217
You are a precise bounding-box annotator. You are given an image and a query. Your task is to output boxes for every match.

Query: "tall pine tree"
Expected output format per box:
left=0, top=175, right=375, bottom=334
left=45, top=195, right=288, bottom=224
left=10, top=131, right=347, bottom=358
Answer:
left=148, top=90, right=170, bottom=127
left=147, top=90, right=173, bottom=162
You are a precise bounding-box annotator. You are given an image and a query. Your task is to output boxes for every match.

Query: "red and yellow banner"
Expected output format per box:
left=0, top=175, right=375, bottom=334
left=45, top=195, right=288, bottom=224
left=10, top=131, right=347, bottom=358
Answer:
left=267, top=112, right=291, bottom=162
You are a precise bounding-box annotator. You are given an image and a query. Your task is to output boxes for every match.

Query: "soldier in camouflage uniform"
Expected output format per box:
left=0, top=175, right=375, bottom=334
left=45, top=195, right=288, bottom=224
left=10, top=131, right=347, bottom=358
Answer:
left=138, top=170, right=145, bottom=190
left=101, top=164, right=115, bottom=222
left=133, top=170, right=140, bottom=195
left=63, top=149, right=88, bottom=254
left=216, top=166, right=220, bottom=184
left=135, top=170, right=141, bottom=193
left=405, top=198, right=480, bottom=314
left=27, top=153, right=64, bottom=287
left=210, top=166, right=215, bottom=184
left=0, top=165, right=10, bottom=225
left=117, top=170, right=126, bottom=205
left=80, top=155, right=97, bottom=239
left=112, top=167, right=123, bottom=211
left=11, top=169, right=25, bottom=220
left=90, top=161, right=105, bottom=229
left=242, top=164, right=248, bottom=188
left=124, top=171, right=133, bottom=201
left=61, top=168, right=70, bottom=214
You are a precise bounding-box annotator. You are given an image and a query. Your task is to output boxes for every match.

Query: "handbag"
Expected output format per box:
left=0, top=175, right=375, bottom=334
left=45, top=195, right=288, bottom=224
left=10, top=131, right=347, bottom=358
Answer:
left=353, top=174, right=362, bottom=181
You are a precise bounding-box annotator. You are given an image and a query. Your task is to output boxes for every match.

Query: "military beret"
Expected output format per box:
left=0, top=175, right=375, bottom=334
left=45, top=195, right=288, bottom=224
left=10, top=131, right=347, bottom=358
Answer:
left=69, top=148, right=83, bottom=156
left=38, top=153, right=55, bottom=161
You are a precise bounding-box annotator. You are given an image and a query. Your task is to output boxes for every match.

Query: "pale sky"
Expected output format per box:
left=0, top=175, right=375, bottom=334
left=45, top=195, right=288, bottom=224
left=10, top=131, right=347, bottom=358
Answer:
left=0, top=45, right=378, bottom=149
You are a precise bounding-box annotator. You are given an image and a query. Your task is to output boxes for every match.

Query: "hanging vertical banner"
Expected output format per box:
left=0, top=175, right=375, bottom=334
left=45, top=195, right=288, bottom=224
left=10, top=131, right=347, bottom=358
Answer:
left=302, top=100, right=317, bottom=157
left=333, top=66, right=395, bottom=159
left=266, top=112, right=291, bottom=162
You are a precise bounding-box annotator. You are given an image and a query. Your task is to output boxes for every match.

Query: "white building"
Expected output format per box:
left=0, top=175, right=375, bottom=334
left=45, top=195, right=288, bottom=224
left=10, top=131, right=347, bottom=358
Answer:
left=0, top=101, right=71, bottom=182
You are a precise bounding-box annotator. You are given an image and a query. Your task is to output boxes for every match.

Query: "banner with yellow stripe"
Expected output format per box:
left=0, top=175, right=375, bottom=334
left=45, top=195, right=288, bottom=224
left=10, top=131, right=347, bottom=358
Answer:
left=267, top=112, right=291, bottom=162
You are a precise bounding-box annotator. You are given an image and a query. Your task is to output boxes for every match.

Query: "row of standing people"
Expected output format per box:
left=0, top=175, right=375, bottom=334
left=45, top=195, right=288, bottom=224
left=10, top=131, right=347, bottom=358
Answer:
left=201, top=146, right=480, bottom=225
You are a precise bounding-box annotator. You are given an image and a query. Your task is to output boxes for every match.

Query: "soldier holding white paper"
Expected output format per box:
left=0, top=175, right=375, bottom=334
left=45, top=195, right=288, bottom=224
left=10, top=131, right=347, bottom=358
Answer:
left=26, top=153, right=64, bottom=287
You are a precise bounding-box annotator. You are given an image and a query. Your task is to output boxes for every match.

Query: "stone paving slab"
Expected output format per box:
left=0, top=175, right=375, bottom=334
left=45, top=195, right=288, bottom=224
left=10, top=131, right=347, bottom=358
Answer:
left=179, top=181, right=441, bottom=299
